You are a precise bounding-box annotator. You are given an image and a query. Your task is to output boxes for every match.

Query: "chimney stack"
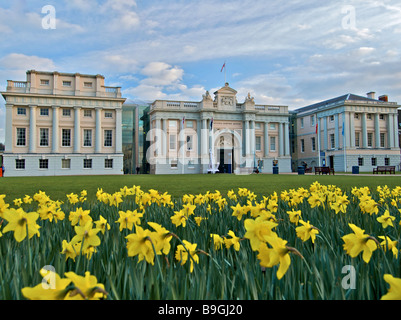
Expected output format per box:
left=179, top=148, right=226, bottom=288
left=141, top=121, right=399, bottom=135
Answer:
left=367, top=92, right=376, bottom=100
left=379, top=95, right=388, bottom=102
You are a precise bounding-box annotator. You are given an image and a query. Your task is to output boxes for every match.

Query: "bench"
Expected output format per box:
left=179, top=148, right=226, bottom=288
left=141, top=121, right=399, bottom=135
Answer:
left=373, top=166, right=395, bottom=174
left=315, top=166, right=335, bottom=175
left=305, top=167, right=313, bottom=173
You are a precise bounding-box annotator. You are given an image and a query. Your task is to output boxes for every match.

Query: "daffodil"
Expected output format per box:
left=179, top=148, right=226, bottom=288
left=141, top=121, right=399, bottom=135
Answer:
left=21, top=268, right=72, bottom=300
left=231, top=203, right=247, bottom=221
left=148, top=222, right=173, bottom=255
left=210, top=234, right=224, bottom=250
left=70, top=221, right=101, bottom=252
left=2, top=208, right=40, bottom=242
left=194, top=216, right=207, bottom=226
left=126, top=226, right=155, bottom=265
left=342, top=223, right=379, bottom=263
left=296, top=220, right=319, bottom=244
left=287, top=209, right=302, bottom=225
left=94, top=215, right=110, bottom=234
left=257, top=235, right=292, bottom=280
left=61, top=240, right=78, bottom=261
left=64, top=271, right=107, bottom=300
left=378, top=236, right=399, bottom=258
left=23, top=195, right=33, bottom=204
left=171, top=210, right=187, bottom=227
left=66, top=193, right=79, bottom=205
left=244, top=217, right=278, bottom=251
left=69, top=208, right=92, bottom=226
left=116, top=210, right=143, bottom=231
left=175, top=240, right=199, bottom=273
left=224, top=230, right=241, bottom=251
left=381, top=274, right=401, bottom=300
left=13, top=198, right=22, bottom=207
left=377, top=210, right=396, bottom=229
left=0, top=195, right=10, bottom=218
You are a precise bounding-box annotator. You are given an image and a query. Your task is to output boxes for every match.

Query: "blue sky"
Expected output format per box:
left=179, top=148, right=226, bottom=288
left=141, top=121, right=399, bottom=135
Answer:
left=1, top=0, right=401, bottom=143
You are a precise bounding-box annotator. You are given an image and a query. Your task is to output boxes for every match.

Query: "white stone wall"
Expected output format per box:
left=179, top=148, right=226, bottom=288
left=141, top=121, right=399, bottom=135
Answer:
left=2, top=154, right=124, bottom=177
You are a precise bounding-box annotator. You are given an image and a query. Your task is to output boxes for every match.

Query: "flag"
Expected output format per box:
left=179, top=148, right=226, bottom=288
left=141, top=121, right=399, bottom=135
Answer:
left=221, top=62, right=226, bottom=72
left=316, top=123, right=318, bottom=134
left=210, top=118, right=214, bottom=130
left=342, top=121, right=344, bottom=136
left=182, top=117, right=185, bottom=126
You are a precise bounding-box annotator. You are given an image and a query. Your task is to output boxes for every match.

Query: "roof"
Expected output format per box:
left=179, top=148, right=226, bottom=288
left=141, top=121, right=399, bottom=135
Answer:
left=294, top=93, right=378, bottom=114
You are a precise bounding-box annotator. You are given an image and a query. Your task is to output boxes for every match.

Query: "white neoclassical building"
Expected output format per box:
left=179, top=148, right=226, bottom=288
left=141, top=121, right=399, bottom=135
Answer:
left=147, top=83, right=292, bottom=174
left=292, top=92, right=401, bottom=172
left=1, top=70, right=126, bottom=176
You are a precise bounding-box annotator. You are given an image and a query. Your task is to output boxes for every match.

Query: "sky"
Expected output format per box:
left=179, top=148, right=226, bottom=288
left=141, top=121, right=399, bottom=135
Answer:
left=1, top=0, right=401, bottom=144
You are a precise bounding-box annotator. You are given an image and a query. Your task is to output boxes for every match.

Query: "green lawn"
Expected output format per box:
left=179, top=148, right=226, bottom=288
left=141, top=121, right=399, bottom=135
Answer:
left=1, top=173, right=401, bottom=202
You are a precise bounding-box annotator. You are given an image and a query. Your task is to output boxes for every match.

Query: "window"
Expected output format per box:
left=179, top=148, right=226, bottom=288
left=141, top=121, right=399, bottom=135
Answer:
left=105, top=111, right=113, bottom=118
left=62, top=159, right=71, bottom=169
left=186, top=121, right=194, bottom=128
left=255, top=136, right=261, bottom=151
left=355, top=133, right=360, bottom=147
left=15, top=159, right=25, bottom=170
left=330, top=115, right=334, bottom=122
left=83, top=129, right=92, bottom=147
left=104, top=130, right=113, bottom=147
left=39, top=159, right=49, bottom=169
left=310, top=116, right=315, bottom=127
left=16, top=128, right=26, bottom=146
left=40, top=128, right=49, bottom=147
left=330, top=134, right=335, bottom=149
left=367, top=114, right=372, bottom=120
left=270, top=124, right=276, bottom=130
left=367, top=133, right=373, bottom=148
left=83, top=159, right=92, bottom=169
left=84, top=110, right=92, bottom=117
left=255, top=122, right=261, bottom=130
left=170, top=160, right=178, bottom=169
left=301, top=139, right=305, bottom=153
left=40, top=108, right=49, bottom=116
left=17, top=107, right=27, bottom=115
left=40, top=79, right=50, bottom=86
left=300, top=118, right=304, bottom=128
left=380, top=114, right=385, bottom=120
left=311, top=137, right=316, bottom=152
left=105, top=159, right=113, bottom=169
left=380, top=133, right=386, bottom=148
left=354, top=113, right=359, bottom=119
left=62, top=129, right=71, bottom=147
left=62, top=109, right=71, bottom=117
left=84, top=82, right=93, bottom=88
left=371, top=158, right=377, bottom=166
left=385, top=158, right=390, bottom=166
left=270, top=137, right=276, bottom=151
left=63, top=81, right=72, bottom=87
left=169, top=120, right=177, bottom=127
left=358, top=157, right=364, bottom=166
left=169, top=134, right=176, bottom=150
left=186, top=135, right=193, bottom=151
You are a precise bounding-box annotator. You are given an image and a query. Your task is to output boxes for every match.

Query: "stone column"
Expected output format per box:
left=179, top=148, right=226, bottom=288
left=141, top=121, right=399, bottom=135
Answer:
left=162, top=119, right=167, bottom=157
left=374, top=114, right=380, bottom=148
left=5, top=104, right=14, bottom=152
left=335, top=113, right=339, bottom=150
left=250, top=120, right=255, bottom=157
left=264, top=122, right=269, bottom=157
left=387, top=113, right=395, bottom=149
left=284, top=122, right=290, bottom=156
left=362, top=113, right=368, bottom=148
left=350, top=112, right=355, bottom=148
left=52, top=105, right=60, bottom=153
left=95, top=107, right=102, bottom=153
left=74, top=106, right=81, bottom=153
left=279, top=122, right=284, bottom=156
left=245, top=120, right=250, bottom=156
left=394, top=113, right=399, bottom=148
left=29, top=105, right=37, bottom=153
left=323, top=116, right=328, bottom=151
left=115, top=108, right=122, bottom=153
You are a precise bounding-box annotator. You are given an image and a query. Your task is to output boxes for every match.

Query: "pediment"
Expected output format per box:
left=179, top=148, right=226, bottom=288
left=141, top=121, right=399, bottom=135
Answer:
left=214, top=83, right=237, bottom=96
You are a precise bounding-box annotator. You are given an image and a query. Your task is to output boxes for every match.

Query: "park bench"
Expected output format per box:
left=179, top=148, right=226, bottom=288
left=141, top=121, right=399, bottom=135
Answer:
left=314, top=166, right=335, bottom=175
left=373, top=166, right=395, bottom=174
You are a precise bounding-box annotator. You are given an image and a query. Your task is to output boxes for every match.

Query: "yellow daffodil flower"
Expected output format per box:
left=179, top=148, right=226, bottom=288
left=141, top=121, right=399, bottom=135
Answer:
left=126, top=226, right=155, bottom=265
left=64, top=271, right=107, bottom=300
left=296, top=220, right=319, bottom=244
left=378, top=236, right=399, bottom=258
left=224, top=230, right=241, bottom=251
left=287, top=209, right=302, bottom=225
left=94, top=215, right=111, bottom=234
left=381, top=274, right=401, bottom=300
left=377, top=210, right=396, bottom=229
left=244, top=217, right=278, bottom=251
left=210, top=234, right=224, bottom=250
left=175, top=240, right=199, bottom=273
left=71, top=221, right=101, bottom=252
left=342, top=223, right=379, bottom=263
left=69, top=207, right=92, bottom=226
left=2, top=208, right=40, bottom=242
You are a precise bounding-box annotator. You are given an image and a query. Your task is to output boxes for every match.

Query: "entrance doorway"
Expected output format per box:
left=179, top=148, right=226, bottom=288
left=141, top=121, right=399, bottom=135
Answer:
left=329, top=156, right=334, bottom=169
left=218, top=148, right=234, bottom=173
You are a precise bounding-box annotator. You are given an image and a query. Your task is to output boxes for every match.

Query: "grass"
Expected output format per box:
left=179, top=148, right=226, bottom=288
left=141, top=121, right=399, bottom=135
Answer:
left=1, top=173, right=401, bottom=201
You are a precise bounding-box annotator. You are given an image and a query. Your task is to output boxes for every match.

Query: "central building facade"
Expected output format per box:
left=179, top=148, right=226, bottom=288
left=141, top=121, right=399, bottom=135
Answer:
left=147, top=83, right=291, bottom=174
